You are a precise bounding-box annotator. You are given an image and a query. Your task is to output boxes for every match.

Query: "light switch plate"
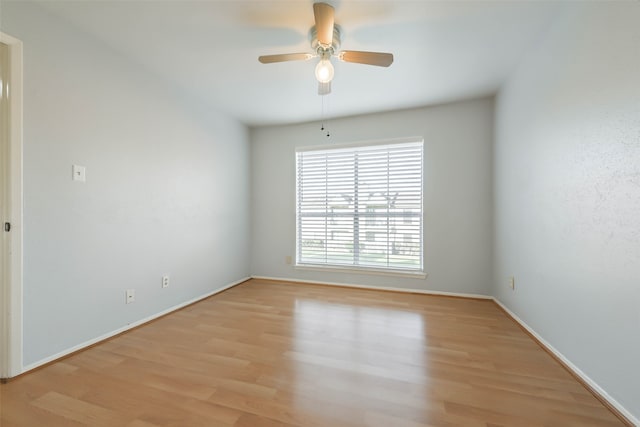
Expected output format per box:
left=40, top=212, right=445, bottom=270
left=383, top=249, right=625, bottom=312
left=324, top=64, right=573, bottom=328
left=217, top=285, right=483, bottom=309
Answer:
left=126, top=289, right=135, bottom=304
left=72, top=165, right=86, bottom=182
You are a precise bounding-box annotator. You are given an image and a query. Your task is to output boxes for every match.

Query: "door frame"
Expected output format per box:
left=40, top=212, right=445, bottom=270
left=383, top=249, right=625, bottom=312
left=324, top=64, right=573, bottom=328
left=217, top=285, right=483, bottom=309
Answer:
left=0, top=32, right=23, bottom=379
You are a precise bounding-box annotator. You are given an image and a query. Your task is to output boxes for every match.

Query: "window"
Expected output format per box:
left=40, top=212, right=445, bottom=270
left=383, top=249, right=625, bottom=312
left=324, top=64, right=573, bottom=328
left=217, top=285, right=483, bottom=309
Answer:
left=296, top=138, right=423, bottom=273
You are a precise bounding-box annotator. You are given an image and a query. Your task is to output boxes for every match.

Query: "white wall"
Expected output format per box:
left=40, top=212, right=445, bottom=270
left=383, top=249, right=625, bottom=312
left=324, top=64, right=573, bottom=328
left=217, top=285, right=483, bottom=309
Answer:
left=494, top=2, right=640, bottom=422
left=1, top=3, right=250, bottom=367
left=251, top=98, right=494, bottom=295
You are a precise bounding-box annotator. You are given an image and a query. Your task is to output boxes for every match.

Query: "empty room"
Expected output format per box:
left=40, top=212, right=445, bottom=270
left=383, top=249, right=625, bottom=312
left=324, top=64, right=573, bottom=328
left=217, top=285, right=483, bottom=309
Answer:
left=0, top=0, right=638, bottom=426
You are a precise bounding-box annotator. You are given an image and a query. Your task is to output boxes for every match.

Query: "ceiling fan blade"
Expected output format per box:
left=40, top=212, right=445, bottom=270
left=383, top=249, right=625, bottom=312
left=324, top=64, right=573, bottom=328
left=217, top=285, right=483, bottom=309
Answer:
left=258, top=53, right=314, bottom=64
left=313, top=2, right=335, bottom=47
left=339, top=51, right=394, bottom=67
left=318, top=81, right=331, bottom=95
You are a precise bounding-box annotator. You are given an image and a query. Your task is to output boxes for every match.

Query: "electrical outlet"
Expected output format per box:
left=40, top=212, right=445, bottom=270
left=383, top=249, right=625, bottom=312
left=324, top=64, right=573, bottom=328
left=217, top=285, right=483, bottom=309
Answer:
left=126, top=289, right=135, bottom=304
left=285, top=256, right=292, bottom=265
left=162, top=275, right=170, bottom=288
left=508, top=276, right=515, bottom=290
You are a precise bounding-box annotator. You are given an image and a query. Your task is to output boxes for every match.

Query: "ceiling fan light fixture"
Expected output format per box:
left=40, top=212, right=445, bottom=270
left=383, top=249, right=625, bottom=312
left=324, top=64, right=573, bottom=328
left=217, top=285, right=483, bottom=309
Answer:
left=315, top=58, right=334, bottom=83
left=257, top=2, right=393, bottom=96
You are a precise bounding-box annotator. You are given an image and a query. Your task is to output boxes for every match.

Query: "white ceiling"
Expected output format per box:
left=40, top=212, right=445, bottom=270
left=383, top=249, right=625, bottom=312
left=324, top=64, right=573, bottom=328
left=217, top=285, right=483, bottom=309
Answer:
left=38, top=1, right=561, bottom=126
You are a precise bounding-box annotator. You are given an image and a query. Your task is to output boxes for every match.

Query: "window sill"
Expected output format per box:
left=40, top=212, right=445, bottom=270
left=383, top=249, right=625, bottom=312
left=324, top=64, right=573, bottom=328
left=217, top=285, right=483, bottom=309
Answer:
left=294, top=264, right=427, bottom=279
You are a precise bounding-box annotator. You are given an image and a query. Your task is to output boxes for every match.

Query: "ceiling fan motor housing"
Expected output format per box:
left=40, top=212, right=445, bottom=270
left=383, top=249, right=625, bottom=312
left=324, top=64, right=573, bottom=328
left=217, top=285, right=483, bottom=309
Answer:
left=310, top=24, right=341, bottom=55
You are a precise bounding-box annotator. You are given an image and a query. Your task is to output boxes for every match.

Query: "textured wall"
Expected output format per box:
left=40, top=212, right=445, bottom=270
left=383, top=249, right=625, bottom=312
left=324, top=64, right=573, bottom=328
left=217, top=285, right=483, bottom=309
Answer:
left=494, top=2, right=640, bottom=421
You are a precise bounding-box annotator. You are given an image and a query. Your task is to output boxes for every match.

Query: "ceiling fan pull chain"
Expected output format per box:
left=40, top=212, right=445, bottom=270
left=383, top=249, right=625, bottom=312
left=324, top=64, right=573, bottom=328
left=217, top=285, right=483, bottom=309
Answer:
left=320, top=94, right=325, bottom=131
left=325, top=95, right=331, bottom=138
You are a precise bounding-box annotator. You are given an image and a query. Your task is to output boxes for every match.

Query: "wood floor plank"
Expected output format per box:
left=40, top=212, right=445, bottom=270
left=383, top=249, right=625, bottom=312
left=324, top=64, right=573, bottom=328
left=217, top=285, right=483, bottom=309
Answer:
left=0, top=279, right=627, bottom=426
left=30, top=391, right=128, bottom=427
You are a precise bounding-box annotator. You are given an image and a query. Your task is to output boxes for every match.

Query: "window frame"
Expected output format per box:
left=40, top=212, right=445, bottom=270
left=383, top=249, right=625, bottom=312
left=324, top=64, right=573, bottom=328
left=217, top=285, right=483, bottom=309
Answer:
left=295, top=137, right=425, bottom=278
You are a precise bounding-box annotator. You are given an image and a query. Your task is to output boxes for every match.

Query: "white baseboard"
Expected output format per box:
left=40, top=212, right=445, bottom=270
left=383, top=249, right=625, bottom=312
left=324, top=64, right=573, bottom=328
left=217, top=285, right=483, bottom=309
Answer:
left=251, top=275, right=493, bottom=300
left=493, top=298, right=638, bottom=426
left=21, top=277, right=251, bottom=374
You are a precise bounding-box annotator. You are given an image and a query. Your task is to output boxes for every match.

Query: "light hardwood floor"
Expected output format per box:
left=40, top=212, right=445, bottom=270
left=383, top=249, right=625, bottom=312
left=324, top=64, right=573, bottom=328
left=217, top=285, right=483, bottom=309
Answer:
left=0, top=279, right=627, bottom=426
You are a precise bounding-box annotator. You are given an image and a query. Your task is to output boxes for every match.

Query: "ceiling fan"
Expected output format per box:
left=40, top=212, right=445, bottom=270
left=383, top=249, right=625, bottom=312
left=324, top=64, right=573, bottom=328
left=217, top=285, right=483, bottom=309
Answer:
left=258, top=2, right=394, bottom=95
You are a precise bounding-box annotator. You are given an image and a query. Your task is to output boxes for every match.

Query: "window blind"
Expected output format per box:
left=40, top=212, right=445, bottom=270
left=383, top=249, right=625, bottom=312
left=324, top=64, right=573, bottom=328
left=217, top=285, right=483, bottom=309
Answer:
left=296, top=139, right=423, bottom=273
